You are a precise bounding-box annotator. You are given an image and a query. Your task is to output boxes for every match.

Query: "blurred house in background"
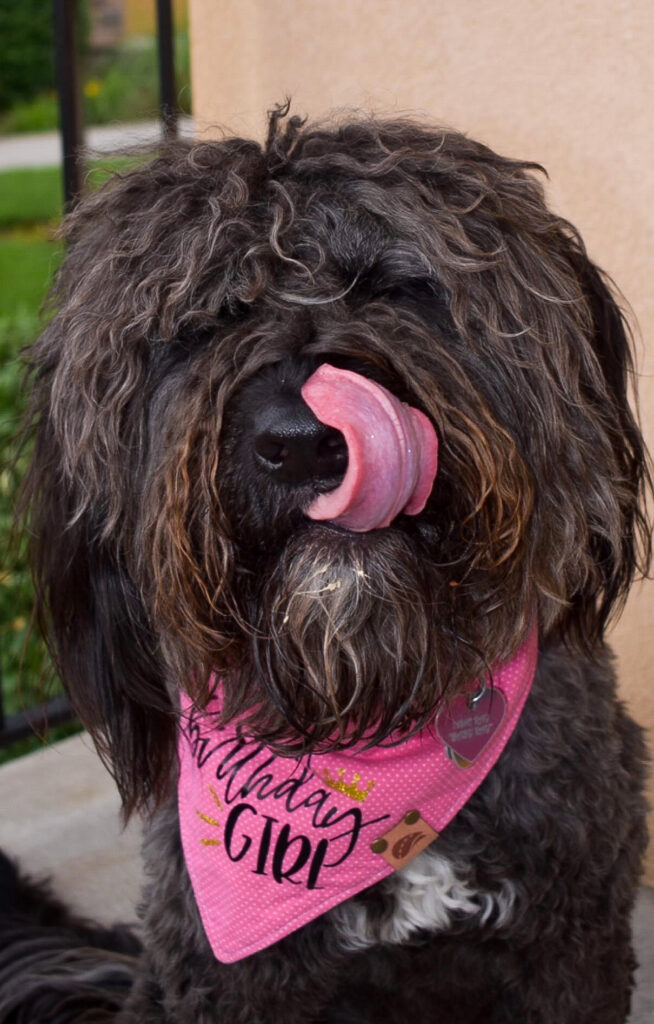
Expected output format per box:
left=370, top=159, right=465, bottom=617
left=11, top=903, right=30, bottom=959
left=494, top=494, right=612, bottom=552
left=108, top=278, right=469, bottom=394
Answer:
left=89, top=0, right=124, bottom=50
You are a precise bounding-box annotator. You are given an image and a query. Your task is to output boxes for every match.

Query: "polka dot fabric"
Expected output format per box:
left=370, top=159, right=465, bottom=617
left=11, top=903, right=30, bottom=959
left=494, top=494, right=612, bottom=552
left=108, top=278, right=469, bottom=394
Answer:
left=177, top=627, right=538, bottom=963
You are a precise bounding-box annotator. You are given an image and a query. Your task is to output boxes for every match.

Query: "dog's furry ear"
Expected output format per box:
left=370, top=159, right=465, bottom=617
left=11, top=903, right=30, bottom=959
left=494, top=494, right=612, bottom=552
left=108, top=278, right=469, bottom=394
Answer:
left=19, top=147, right=227, bottom=816
left=21, top=139, right=270, bottom=813
left=20, top=395, right=175, bottom=815
left=561, top=249, right=651, bottom=644
left=25, top=498, right=175, bottom=818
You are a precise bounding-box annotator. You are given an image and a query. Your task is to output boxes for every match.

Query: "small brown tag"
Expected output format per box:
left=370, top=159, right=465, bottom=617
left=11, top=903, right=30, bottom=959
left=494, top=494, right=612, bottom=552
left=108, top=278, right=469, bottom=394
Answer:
left=370, top=810, right=438, bottom=870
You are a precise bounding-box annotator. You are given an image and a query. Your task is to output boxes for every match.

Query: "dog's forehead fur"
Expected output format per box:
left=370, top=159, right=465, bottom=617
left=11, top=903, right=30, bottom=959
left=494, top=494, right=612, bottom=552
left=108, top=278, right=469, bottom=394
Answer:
left=21, top=111, right=651, bottom=814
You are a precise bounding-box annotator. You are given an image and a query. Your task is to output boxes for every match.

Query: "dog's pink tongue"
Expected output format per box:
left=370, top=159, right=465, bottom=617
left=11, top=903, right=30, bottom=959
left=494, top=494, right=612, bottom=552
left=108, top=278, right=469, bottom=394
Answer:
left=301, top=364, right=438, bottom=532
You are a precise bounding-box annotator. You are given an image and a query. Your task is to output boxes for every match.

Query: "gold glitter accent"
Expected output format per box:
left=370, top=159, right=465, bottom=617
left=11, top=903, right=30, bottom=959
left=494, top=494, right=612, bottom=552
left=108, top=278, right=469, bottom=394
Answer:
left=200, top=838, right=221, bottom=846
left=196, top=810, right=220, bottom=827
left=320, top=767, right=375, bottom=803
left=209, top=786, right=223, bottom=809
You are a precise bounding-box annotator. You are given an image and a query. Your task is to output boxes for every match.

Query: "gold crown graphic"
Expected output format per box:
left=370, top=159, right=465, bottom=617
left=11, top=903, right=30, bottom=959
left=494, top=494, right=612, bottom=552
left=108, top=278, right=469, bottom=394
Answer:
left=320, top=767, right=375, bottom=803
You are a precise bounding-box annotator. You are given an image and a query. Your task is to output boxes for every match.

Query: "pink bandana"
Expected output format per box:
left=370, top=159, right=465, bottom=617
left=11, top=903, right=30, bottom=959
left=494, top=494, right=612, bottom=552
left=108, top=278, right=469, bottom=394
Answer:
left=178, top=627, right=538, bottom=963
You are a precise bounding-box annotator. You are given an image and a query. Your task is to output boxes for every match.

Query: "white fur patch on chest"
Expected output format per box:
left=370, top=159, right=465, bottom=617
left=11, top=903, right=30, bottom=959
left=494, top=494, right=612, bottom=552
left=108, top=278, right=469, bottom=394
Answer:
left=330, top=847, right=516, bottom=951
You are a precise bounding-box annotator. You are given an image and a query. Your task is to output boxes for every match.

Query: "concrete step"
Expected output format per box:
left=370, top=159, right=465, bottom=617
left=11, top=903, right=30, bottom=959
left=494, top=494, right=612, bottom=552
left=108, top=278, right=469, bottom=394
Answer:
left=0, top=731, right=142, bottom=923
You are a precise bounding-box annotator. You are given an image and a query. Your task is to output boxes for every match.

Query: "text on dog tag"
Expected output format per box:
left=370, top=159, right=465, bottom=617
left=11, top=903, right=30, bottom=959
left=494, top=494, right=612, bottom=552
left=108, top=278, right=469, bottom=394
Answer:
left=436, top=688, right=507, bottom=766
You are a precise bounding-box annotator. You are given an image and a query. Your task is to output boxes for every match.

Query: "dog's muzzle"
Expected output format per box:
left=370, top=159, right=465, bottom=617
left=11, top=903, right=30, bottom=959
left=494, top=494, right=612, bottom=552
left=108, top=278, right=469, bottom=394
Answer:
left=302, top=364, right=439, bottom=531
left=253, top=363, right=438, bottom=532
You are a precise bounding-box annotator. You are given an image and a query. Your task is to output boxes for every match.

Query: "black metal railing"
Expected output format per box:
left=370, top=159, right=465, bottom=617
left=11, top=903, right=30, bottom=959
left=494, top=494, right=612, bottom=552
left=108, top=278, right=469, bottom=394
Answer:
left=53, top=0, right=180, bottom=209
left=53, top=0, right=84, bottom=208
left=157, top=0, right=178, bottom=140
left=0, top=0, right=180, bottom=749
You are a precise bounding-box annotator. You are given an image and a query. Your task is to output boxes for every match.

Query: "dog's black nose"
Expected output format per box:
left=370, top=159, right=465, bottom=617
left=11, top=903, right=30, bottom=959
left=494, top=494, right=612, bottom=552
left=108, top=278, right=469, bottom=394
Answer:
left=253, top=397, right=348, bottom=488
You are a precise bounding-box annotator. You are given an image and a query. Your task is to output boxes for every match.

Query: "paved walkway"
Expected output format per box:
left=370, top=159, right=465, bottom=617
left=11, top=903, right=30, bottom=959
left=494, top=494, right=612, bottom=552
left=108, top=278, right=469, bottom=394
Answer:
left=0, top=117, right=195, bottom=170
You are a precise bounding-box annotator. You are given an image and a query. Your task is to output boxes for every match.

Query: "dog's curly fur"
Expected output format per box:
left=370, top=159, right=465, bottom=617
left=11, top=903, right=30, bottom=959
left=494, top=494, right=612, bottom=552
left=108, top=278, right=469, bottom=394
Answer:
left=1, top=108, right=651, bottom=1023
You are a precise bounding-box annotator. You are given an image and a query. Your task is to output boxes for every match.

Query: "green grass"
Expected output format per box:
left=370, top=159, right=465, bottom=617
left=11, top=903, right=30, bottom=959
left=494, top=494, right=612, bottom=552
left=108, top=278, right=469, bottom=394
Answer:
left=0, top=233, right=63, bottom=318
left=0, top=166, right=63, bottom=228
left=0, top=159, right=144, bottom=319
left=0, top=166, right=64, bottom=323
left=0, top=160, right=143, bottom=232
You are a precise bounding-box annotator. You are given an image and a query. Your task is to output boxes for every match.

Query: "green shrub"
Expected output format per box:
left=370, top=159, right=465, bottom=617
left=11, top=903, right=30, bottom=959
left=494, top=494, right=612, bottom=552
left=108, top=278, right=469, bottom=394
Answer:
left=0, top=171, right=64, bottom=727
left=0, top=313, right=54, bottom=715
left=0, top=160, right=137, bottom=751
left=0, top=0, right=55, bottom=111
left=83, top=31, right=192, bottom=124
left=0, top=92, right=60, bottom=135
left=84, top=44, right=160, bottom=124
left=0, top=30, right=192, bottom=133
left=0, top=315, right=81, bottom=760
left=0, top=2, right=88, bottom=112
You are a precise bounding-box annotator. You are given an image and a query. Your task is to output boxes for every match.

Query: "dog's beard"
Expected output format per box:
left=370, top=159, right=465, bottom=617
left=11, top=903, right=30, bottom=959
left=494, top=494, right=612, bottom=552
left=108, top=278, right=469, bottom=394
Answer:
left=231, top=524, right=482, bottom=754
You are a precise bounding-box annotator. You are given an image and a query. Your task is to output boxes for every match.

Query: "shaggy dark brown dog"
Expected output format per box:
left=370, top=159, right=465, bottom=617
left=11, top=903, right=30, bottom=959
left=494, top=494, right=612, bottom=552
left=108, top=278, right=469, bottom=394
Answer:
left=0, top=108, right=650, bottom=1023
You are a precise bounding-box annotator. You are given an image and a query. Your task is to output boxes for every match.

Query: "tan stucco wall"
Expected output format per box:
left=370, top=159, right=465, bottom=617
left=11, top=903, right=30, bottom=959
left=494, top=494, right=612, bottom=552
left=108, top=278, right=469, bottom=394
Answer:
left=189, top=0, right=654, bottom=881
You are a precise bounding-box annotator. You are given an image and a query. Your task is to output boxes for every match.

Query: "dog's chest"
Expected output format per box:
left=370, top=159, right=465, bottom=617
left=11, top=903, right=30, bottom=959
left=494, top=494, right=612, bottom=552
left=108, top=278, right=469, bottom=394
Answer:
left=176, top=631, right=535, bottom=963
left=330, top=846, right=517, bottom=950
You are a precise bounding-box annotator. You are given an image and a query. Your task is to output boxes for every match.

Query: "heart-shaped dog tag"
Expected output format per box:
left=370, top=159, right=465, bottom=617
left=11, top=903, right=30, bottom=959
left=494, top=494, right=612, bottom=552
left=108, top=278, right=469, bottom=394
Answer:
left=436, top=688, right=507, bottom=766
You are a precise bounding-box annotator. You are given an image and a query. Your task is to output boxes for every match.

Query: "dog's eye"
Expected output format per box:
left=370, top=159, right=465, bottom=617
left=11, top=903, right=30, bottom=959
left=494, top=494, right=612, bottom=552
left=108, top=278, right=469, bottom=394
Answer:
left=221, top=297, right=251, bottom=323
left=373, top=278, right=457, bottom=340
left=381, top=279, right=441, bottom=306
left=350, top=271, right=443, bottom=308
